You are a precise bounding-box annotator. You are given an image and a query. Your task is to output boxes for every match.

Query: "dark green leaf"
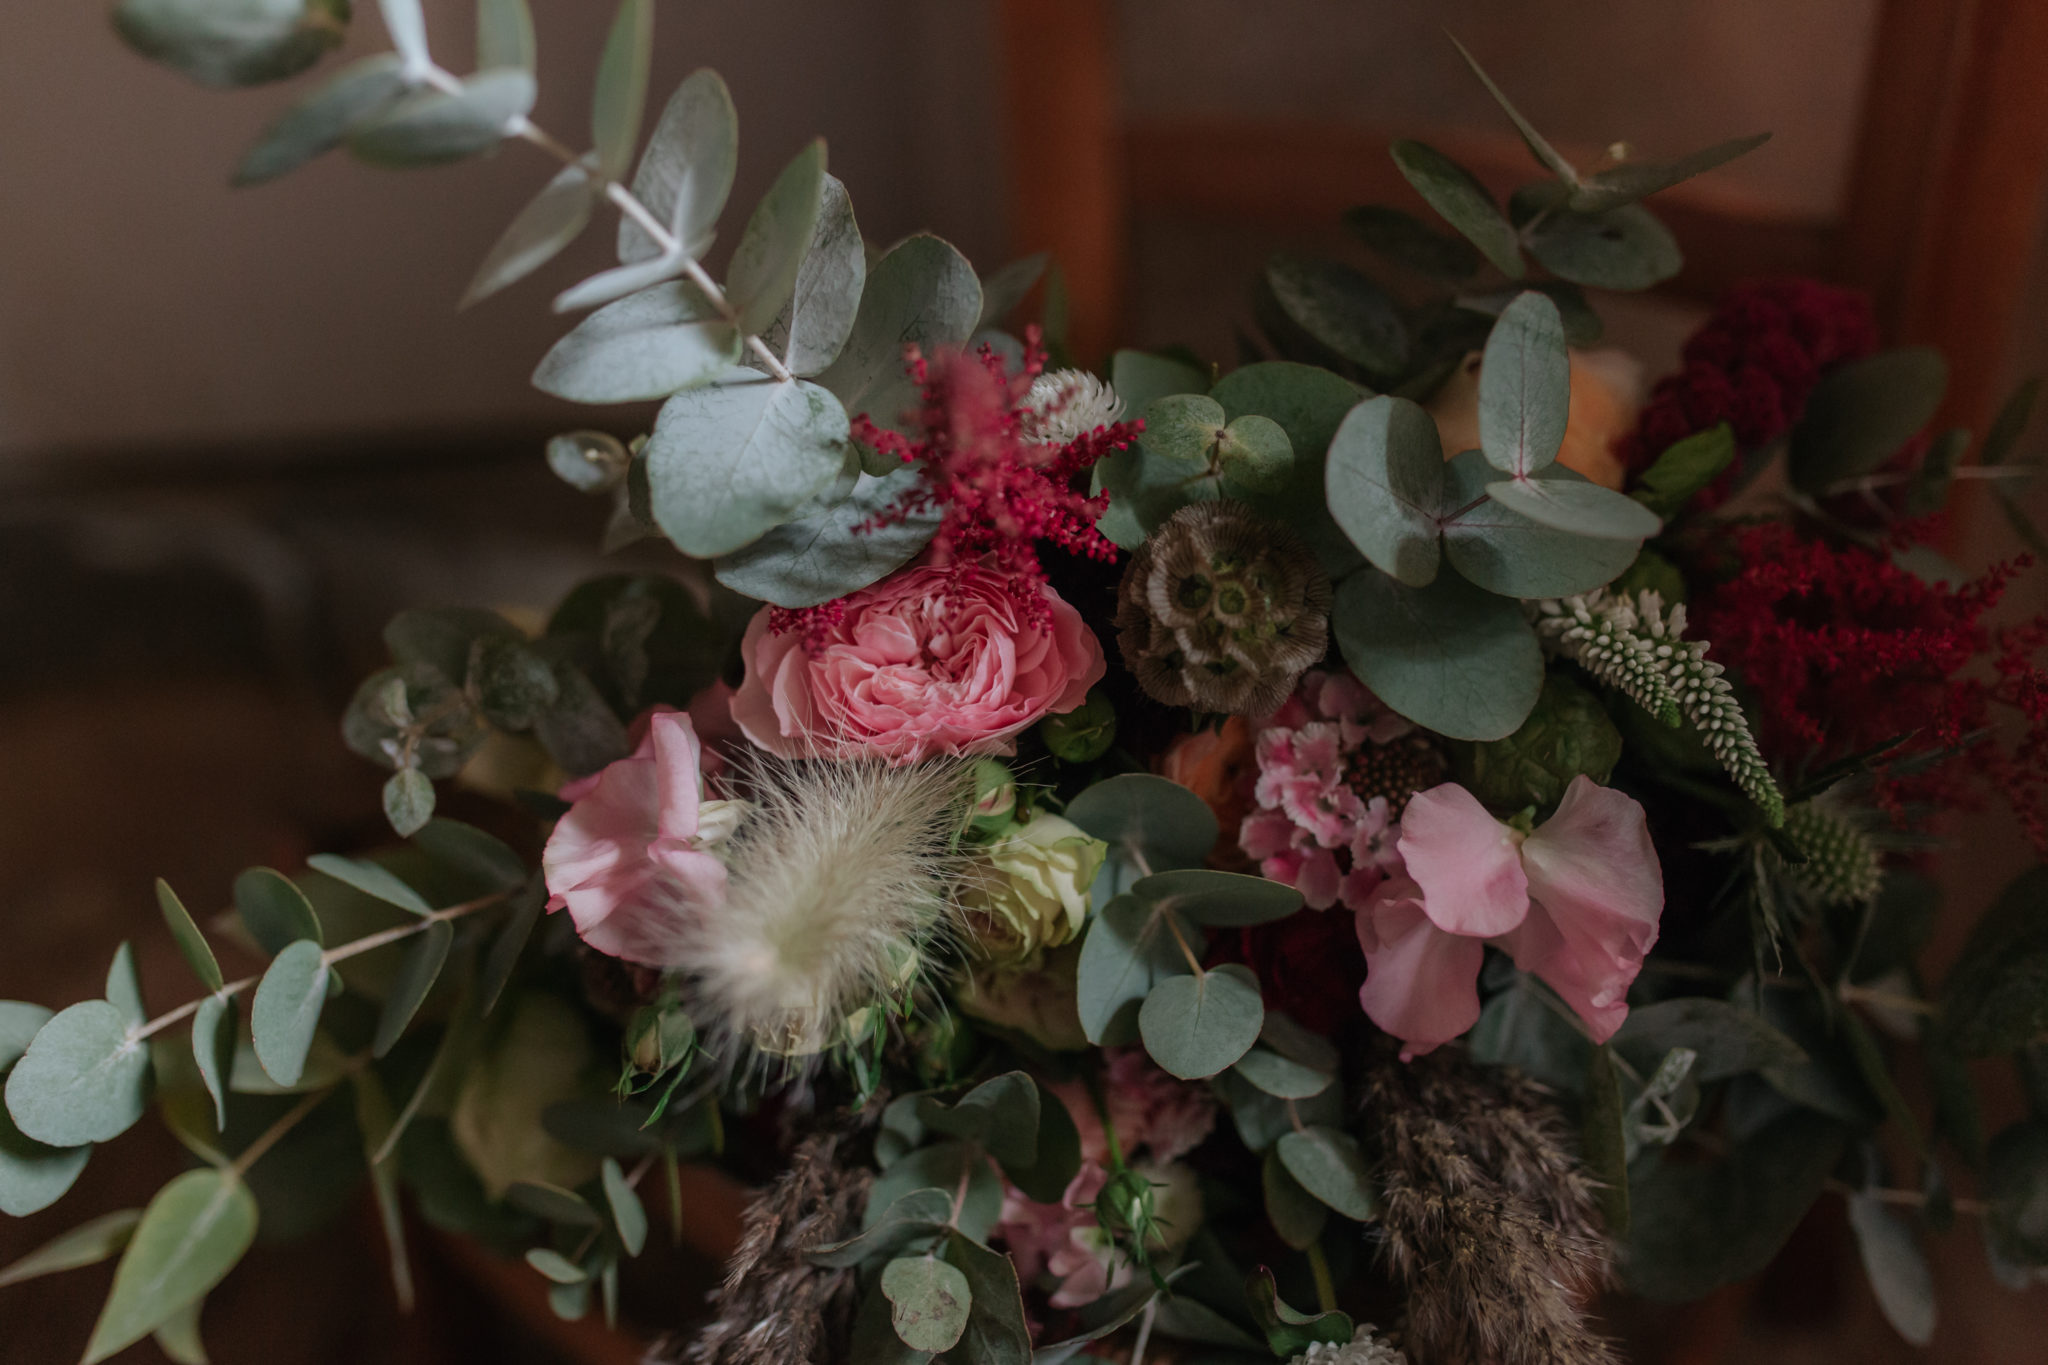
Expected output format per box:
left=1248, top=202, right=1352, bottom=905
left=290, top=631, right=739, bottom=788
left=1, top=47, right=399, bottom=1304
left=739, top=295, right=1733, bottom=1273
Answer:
left=372, top=920, right=453, bottom=1058
left=881, top=1255, right=971, bottom=1353
left=1109, top=349, right=1208, bottom=420
left=505, top=1179, right=603, bottom=1226
left=307, top=853, right=431, bottom=915
left=1983, top=376, right=2042, bottom=467
left=1527, top=205, right=1682, bottom=292
left=1390, top=139, right=1523, bottom=278
left=1448, top=34, right=1578, bottom=183
left=1140, top=963, right=1264, bottom=1081
left=865, top=1143, right=1001, bottom=1244
left=1984, top=1119, right=2048, bottom=1265
left=1583, top=1045, right=1630, bottom=1237
left=233, top=867, right=324, bottom=953
left=914, top=1073, right=1040, bottom=1170
left=943, top=1233, right=1032, bottom=1365
left=411, top=819, right=527, bottom=894
left=1614, top=997, right=1808, bottom=1083
left=191, top=994, right=237, bottom=1130
left=601, top=1156, right=648, bottom=1256
left=1847, top=1190, right=1937, bottom=1344
left=0, top=1100, right=92, bottom=1217
left=1265, top=253, right=1407, bottom=374
left=1343, top=204, right=1481, bottom=279
left=1275, top=1124, right=1377, bottom=1221
left=1067, top=773, right=1219, bottom=899
left=1941, top=865, right=2048, bottom=1056
left=1333, top=567, right=1544, bottom=741
left=480, top=881, right=545, bottom=1016
left=1789, top=347, right=1950, bottom=495
left=975, top=252, right=1047, bottom=331
left=1569, top=134, right=1772, bottom=214
left=81, top=1169, right=258, bottom=1364
left=1631, top=424, right=1735, bottom=518
left=809, top=1187, right=952, bottom=1268
left=1261, top=1148, right=1328, bottom=1247
left=1246, top=1264, right=1353, bottom=1356
left=1133, top=868, right=1303, bottom=928
left=1003, top=1080, right=1082, bottom=1205
left=645, top=377, right=850, bottom=558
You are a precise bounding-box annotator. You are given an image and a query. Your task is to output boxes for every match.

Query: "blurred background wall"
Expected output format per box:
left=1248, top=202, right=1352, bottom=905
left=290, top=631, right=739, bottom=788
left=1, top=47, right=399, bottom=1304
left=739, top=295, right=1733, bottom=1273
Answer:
left=4, top=1, right=2047, bottom=1362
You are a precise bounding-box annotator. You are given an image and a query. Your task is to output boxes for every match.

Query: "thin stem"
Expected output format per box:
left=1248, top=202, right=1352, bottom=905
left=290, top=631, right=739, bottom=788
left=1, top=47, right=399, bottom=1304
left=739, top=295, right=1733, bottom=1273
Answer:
left=424, top=60, right=798, bottom=384
left=131, top=890, right=509, bottom=1044
left=1839, top=983, right=1939, bottom=1017
left=231, top=1079, right=343, bottom=1178
left=1159, top=908, right=1206, bottom=978
left=1306, top=1241, right=1338, bottom=1315
left=1128, top=1299, right=1158, bottom=1365
left=1823, top=465, right=2039, bottom=498
left=1825, top=1179, right=1989, bottom=1217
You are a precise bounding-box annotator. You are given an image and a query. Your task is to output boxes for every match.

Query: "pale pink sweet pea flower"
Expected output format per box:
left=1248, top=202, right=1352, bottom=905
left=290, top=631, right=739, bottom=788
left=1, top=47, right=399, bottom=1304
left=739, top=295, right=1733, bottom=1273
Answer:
left=1355, top=776, right=1664, bottom=1056
left=542, top=710, right=732, bottom=965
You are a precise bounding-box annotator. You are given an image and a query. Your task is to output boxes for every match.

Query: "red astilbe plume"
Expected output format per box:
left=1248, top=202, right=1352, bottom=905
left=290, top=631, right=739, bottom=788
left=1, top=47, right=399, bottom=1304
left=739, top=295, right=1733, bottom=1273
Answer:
left=1615, top=278, right=1879, bottom=479
left=772, top=332, right=1136, bottom=644
left=1692, top=522, right=2048, bottom=851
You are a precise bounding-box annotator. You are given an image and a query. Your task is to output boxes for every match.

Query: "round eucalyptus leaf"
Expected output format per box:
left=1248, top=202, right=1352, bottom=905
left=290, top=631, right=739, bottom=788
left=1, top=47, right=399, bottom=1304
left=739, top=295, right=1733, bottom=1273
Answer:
left=532, top=281, right=741, bottom=404
left=1066, top=773, right=1219, bottom=897
left=1389, top=139, right=1523, bottom=279
left=1110, top=349, right=1209, bottom=419
left=713, top=466, right=938, bottom=608
left=882, top=1255, right=972, bottom=1353
left=622, top=68, right=738, bottom=263
left=864, top=1143, right=1002, bottom=1244
left=1234, top=1046, right=1334, bottom=1101
left=349, top=69, right=537, bottom=168
left=814, top=234, right=982, bottom=427
left=726, top=140, right=827, bottom=336
left=1439, top=451, right=1639, bottom=597
left=81, top=1169, right=258, bottom=1365
left=1325, top=394, right=1445, bottom=586
left=381, top=769, right=436, bottom=839
left=1276, top=1125, right=1378, bottom=1221
left=1216, top=415, right=1294, bottom=494
left=1136, top=394, right=1227, bottom=467
left=1265, top=252, right=1408, bottom=374
left=645, top=377, right=850, bottom=558
left=1138, top=963, right=1265, bottom=1081
left=1527, top=204, right=1682, bottom=292
left=1133, top=868, right=1303, bottom=928
left=1477, top=292, right=1570, bottom=477
left=249, top=941, right=330, bottom=1088
left=233, top=53, right=406, bottom=186
left=0, top=1102, right=92, bottom=1218
left=1334, top=567, right=1544, bottom=741
left=4, top=1001, right=149, bottom=1148
left=601, top=1156, right=649, bottom=1256
left=1485, top=471, right=1663, bottom=541
left=233, top=867, right=324, bottom=953
left=115, top=0, right=349, bottom=90
left=545, top=430, right=631, bottom=494
left=525, top=1247, right=588, bottom=1284
left=1343, top=204, right=1483, bottom=280
left=506, top=1179, right=604, bottom=1227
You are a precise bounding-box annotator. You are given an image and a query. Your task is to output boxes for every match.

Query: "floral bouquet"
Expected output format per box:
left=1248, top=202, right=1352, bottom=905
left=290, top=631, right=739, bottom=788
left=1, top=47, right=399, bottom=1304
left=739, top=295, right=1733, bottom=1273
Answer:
left=9, top=4, right=2048, bottom=1364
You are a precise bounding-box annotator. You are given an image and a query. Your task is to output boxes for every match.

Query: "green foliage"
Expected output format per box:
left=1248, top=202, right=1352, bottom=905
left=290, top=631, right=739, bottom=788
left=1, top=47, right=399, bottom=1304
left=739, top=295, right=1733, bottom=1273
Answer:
left=1613, top=997, right=1806, bottom=1084
left=1066, top=773, right=1219, bottom=904
left=809, top=1186, right=952, bottom=1268
left=0, top=1090, right=92, bottom=1216
left=0, top=1209, right=142, bottom=1288
left=234, top=867, right=324, bottom=954
left=475, top=0, right=535, bottom=72
left=1477, top=291, right=1570, bottom=478
left=372, top=920, right=453, bottom=1057
left=381, top=768, right=436, bottom=838
left=1631, top=424, right=1736, bottom=518
left=1569, top=133, right=1772, bottom=214
left=1847, top=1185, right=1937, bottom=1344
left=1525, top=203, right=1683, bottom=292
left=308, top=853, right=431, bottom=914
left=350, top=69, right=537, bottom=168
left=1075, top=893, right=1196, bottom=1048
left=83, top=1169, right=258, bottom=1364
left=464, top=166, right=599, bottom=309
left=533, top=281, right=741, bottom=403
left=234, top=54, right=407, bottom=185
left=941, top=1231, right=1033, bottom=1365
left=1040, top=689, right=1118, bottom=762
left=1582, top=1045, right=1631, bottom=1236
left=590, top=0, right=653, bottom=180
left=1324, top=394, right=1444, bottom=586
left=1441, top=453, right=1640, bottom=598
left=600, top=1157, right=648, bottom=1256
left=1139, top=963, right=1265, bottom=1080
left=621, top=69, right=739, bottom=264
left=882, top=1254, right=972, bottom=1352
left=116, top=0, right=350, bottom=89
left=644, top=376, right=850, bottom=558
left=714, top=466, right=938, bottom=609
left=1788, top=348, right=1949, bottom=495
left=816, top=233, right=982, bottom=457
left=1941, top=865, right=2048, bottom=1056
left=1333, top=567, right=1545, bottom=741
left=1343, top=204, right=1482, bottom=279
left=191, top=995, right=237, bottom=1130
left=250, top=941, right=330, bottom=1088
left=5, top=1000, right=150, bottom=1147
left=156, top=880, right=223, bottom=993
left=728, top=140, right=829, bottom=336
left=1485, top=468, right=1663, bottom=540
left=757, top=174, right=866, bottom=377
left=1108, top=349, right=1208, bottom=423
left=1275, top=1124, right=1377, bottom=1221
left=864, top=1143, right=1001, bottom=1244
left=1390, top=140, right=1522, bottom=278
left=1264, top=252, right=1408, bottom=375
left=1208, top=361, right=1374, bottom=575
left=1246, top=1266, right=1353, bottom=1356
left=1985, top=1119, right=2048, bottom=1266
left=545, top=572, right=723, bottom=716
left=1457, top=671, right=1622, bottom=811
left=1260, top=1149, right=1327, bottom=1247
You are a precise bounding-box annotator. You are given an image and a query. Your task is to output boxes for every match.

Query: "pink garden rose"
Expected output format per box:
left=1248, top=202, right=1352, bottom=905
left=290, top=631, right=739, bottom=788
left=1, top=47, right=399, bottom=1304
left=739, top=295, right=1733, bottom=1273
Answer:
left=732, top=561, right=1105, bottom=762
left=542, top=710, right=734, bottom=965
left=1356, top=776, right=1665, bottom=1057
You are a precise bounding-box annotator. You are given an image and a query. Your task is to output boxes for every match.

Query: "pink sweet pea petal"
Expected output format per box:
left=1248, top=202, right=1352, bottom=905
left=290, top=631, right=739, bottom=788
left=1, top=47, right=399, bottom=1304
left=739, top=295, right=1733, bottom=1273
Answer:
left=1504, top=775, right=1664, bottom=1041
left=1355, top=881, right=1486, bottom=1057
left=1396, top=783, right=1531, bottom=938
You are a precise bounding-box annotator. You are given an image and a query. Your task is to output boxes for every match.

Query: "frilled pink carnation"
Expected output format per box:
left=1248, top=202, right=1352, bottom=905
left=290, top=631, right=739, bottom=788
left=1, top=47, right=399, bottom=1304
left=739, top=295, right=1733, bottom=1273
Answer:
left=542, top=710, right=728, bottom=965
left=732, top=560, right=1104, bottom=763
left=1355, top=777, right=1665, bottom=1057
left=1238, top=671, right=1411, bottom=911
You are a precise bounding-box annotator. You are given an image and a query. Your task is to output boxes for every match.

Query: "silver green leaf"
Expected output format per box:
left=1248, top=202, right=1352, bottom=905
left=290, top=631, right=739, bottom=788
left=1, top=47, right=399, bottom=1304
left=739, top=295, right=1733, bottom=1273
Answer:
left=377, top=0, right=428, bottom=72
left=0, top=1100, right=92, bottom=1217
left=474, top=0, right=534, bottom=72
left=1325, top=394, right=1445, bottom=586
left=622, top=69, right=739, bottom=263
left=713, top=465, right=938, bottom=609
left=882, top=1254, right=971, bottom=1353
left=463, top=164, right=598, bottom=308
left=4, top=1001, right=150, bottom=1147
left=381, top=768, right=436, bottom=838
left=372, top=919, right=453, bottom=1058
left=116, top=0, right=350, bottom=90
left=350, top=69, right=537, bottom=168
left=1570, top=133, right=1772, bottom=214
left=1485, top=470, right=1663, bottom=541
left=1848, top=1189, right=1937, bottom=1345
left=1478, top=291, right=1570, bottom=477
left=591, top=0, right=654, bottom=179
left=1138, top=963, right=1265, bottom=1081
left=156, top=880, right=223, bottom=993
left=601, top=1156, right=649, bottom=1256
left=82, top=1169, right=258, bottom=1365
left=233, top=867, right=323, bottom=953
left=757, top=174, right=866, bottom=377
left=0, top=1002, right=53, bottom=1074
left=1527, top=204, right=1682, bottom=292
left=0, top=1209, right=143, bottom=1289
left=534, top=280, right=740, bottom=403
left=814, top=234, right=982, bottom=431
left=1449, top=34, right=1578, bottom=183
left=1132, top=869, right=1302, bottom=928
left=1333, top=567, right=1544, bottom=741
left=1075, top=895, right=1195, bottom=1048
left=1265, top=252, right=1407, bottom=374
left=191, top=994, right=237, bottom=1130
left=1275, top=1125, right=1378, bottom=1221
left=1439, top=450, right=1639, bottom=598
left=233, top=54, right=407, bottom=186
left=726, top=140, right=828, bottom=336
left=644, top=376, right=849, bottom=558
left=1390, top=139, right=1523, bottom=279
left=306, top=853, right=431, bottom=914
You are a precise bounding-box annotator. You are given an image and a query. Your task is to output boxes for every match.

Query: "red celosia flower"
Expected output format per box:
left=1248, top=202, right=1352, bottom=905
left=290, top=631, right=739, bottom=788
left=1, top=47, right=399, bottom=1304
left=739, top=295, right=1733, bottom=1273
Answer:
left=1615, top=278, right=1880, bottom=477
left=1693, top=523, right=2048, bottom=851
left=772, top=332, right=1137, bottom=642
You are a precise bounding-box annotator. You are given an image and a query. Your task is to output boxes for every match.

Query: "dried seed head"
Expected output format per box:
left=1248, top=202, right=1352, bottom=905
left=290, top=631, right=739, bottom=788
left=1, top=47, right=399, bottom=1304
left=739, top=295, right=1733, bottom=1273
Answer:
left=1115, top=500, right=1332, bottom=715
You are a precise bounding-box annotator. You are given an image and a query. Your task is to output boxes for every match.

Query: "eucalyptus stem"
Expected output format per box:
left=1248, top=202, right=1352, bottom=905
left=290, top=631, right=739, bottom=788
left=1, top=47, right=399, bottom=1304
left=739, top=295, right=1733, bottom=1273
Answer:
left=1306, top=1240, right=1338, bottom=1315
left=1839, top=982, right=1939, bottom=1017
left=230, top=1073, right=350, bottom=1179
left=1825, top=1179, right=1988, bottom=1217
left=131, top=889, right=510, bottom=1044
left=422, top=59, right=798, bottom=383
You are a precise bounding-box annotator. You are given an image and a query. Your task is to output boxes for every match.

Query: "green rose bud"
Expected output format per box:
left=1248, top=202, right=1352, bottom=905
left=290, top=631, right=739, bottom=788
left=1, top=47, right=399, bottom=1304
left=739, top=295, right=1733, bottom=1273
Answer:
left=957, top=813, right=1107, bottom=965
left=1039, top=689, right=1117, bottom=763
left=970, top=758, right=1018, bottom=830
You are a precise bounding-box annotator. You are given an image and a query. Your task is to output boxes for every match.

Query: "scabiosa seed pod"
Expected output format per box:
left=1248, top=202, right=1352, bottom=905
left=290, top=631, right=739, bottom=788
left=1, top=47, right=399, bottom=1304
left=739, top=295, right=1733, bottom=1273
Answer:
left=1115, top=500, right=1332, bottom=715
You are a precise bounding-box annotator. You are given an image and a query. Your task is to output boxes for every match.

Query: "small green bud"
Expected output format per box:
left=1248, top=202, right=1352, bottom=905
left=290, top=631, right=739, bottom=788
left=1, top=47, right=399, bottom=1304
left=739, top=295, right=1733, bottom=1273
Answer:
left=1040, top=689, right=1117, bottom=763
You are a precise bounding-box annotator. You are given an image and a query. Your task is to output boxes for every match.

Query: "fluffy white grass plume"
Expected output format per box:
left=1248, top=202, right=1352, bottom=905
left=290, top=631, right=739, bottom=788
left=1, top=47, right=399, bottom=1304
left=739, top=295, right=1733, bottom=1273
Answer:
left=647, top=755, right=975, bottom=1059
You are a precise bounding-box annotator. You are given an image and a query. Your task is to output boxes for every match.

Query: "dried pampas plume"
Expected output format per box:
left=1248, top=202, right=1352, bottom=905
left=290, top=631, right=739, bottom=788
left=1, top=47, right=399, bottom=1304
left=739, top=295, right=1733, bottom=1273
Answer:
left=649, top=756, right=976, bottom=1058
left=1360, top=1040, right=1617, bottom=1365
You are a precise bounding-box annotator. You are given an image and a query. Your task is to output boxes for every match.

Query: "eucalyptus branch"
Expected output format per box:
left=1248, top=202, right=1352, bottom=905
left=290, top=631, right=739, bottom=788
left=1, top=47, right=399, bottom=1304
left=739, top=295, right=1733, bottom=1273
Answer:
left=229, top=1062, right=363, bottom=1179
left=414, top=57, right=797, bottom=383
left=1825, top=1179, right=1988, bottom=1217
left=131, top=889, right=510, bottom=1044
left=1822, top=464, right=2040, bottom=499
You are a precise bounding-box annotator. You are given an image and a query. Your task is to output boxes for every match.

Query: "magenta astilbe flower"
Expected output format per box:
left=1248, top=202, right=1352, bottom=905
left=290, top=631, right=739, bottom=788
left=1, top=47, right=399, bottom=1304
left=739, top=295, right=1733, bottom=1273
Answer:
left=1238, top=671, right=1418, bottom=912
